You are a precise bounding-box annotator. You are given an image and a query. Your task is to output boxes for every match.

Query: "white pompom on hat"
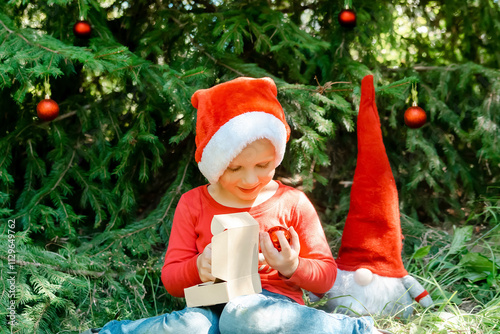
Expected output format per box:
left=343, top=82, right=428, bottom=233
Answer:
left=191, top=77, right=291, bottom=184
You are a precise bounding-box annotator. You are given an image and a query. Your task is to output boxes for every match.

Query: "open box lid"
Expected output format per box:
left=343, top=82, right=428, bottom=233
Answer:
left=211, top=212, right=260, bottom=281
left=211, top=212, right=260, bottom=234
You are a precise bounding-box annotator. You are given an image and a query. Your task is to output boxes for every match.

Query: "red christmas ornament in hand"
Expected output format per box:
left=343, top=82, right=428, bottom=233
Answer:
left=37, top=99, right=59, bottom=121
left=268, top=226, right=291, bottom=251
left=404, top=105, right=427, bottom=129
left=73, top=20, right=92, bottom=38
left=338, top=9, right=357, bottom=28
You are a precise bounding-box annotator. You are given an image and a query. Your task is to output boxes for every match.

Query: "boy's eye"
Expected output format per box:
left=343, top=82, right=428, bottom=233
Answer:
left=257, top=162, right=271, bottom=168
left=227, top=166, right=241, bottom=172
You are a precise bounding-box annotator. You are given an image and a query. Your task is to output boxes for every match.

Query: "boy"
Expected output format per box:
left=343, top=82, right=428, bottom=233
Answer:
left=89, top=77, right=378, bottom=333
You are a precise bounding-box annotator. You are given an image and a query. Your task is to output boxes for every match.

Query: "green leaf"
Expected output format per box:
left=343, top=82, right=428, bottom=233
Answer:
left=459, top=252, right=496, bottom=274
left=413, top=245, right=431, bottom=259
left=449, top=226, right=473, bottom=254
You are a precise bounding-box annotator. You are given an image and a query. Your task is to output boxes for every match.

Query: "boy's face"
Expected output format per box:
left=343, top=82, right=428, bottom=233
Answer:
left=217, top=139, right=276, bottom=205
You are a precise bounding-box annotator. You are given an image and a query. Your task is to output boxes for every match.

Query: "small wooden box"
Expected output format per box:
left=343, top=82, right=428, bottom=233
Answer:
left=184, top=212, right=262, bottom=307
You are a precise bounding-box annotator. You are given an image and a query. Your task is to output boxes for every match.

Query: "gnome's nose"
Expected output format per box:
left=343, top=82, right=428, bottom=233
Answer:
left=354, top=268, right=374, bottom=286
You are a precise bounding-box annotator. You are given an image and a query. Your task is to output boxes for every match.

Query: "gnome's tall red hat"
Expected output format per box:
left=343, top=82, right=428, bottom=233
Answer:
left=336, top=75, right=408, bottom=278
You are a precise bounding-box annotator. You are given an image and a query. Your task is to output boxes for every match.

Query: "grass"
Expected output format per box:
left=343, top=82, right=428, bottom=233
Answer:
left=372, top=197, right=500, bottom=334
left=374, top=296, right=500, bottom=334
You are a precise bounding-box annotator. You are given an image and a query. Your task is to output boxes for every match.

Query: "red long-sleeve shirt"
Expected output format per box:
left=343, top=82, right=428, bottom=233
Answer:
left=161, top=181, right=337, bottom=305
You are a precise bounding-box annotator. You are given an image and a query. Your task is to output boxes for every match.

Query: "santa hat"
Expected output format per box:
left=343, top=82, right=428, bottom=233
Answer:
left=336, top=75, right=408, bottom=278
left=191, top=77, right=291, bottom=184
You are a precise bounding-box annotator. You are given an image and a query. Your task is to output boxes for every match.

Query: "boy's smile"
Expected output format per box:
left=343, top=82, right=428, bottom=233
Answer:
left=208, top=139, right=278, bottom=207
left=238, top=185, right=260, bottom=194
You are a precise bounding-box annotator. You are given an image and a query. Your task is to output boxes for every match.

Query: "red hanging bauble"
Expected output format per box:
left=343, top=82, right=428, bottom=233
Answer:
left=268, top=226, right=291, bottom=251
left=404, top=104, right=427, bottom=129
left=73, top=20, right=92, bottom=39
left=37, top=98, right=60, bottom=122
left=338, top=9, right=357, bottom=28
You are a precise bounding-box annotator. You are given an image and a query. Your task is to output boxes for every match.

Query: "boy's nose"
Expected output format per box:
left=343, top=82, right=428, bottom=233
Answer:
left=241, top=171, right=258, bottom=185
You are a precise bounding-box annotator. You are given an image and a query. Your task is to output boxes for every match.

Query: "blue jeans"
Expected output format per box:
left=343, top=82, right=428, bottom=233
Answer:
left=99, top=290, right=374, bottom=334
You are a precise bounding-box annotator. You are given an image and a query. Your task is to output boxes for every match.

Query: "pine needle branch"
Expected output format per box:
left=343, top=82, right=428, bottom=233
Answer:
left=169, top=16, right=245, bottom=76
left=5, top=258, right=117, bottom=278
left=0, top=18, right=60, bottom=54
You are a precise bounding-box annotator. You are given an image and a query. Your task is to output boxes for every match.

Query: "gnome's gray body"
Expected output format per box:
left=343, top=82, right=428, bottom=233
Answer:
left=314, top=270, right=431, bottom=318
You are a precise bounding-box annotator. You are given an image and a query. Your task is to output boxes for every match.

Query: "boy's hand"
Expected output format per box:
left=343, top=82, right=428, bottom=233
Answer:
left=197, top=243, right=215, bottom=283
left=260, top=226, right=300, bottom=278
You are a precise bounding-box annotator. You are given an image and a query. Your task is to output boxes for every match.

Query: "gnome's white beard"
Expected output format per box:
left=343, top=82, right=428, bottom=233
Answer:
left=321, top=269, right=414, bottom=318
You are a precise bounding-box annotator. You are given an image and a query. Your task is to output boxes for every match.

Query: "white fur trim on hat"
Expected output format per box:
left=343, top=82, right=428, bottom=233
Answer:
left=198, top=111, right=288, bottom=184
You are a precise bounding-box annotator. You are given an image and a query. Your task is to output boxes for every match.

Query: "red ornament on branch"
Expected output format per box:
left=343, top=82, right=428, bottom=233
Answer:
left=73, top=20, right=92, bottom=39
left=404, top=83, right=426, bottom=128
left=338, top=9, right=357, bottom=28
left=404, top=103, right=427, bottom=129
left=268, top=226, right=291, bottom=251
left=37, top=98, right=59, bottom=122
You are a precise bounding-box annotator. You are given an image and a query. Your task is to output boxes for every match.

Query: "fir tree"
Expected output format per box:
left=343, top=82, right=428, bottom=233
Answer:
left=0, top=0, right=499, bottom=332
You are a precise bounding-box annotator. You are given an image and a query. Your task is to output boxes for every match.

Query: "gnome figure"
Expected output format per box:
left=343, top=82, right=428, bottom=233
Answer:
left=320, top=75, right=433, bottom=318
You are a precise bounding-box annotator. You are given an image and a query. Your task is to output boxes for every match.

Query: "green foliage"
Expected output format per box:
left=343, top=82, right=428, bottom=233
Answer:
left=0, top=0, right=499, bottom=332
left=377, top=206, right=500, bottom=333
left=407, top=224, right=499, bottom=305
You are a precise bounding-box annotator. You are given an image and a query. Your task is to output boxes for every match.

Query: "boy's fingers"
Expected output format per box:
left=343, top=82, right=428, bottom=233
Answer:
left=203, top=243, right=212, bottom=264
left=260, top=232, right=278, bottom=257
left=276, top=230, right=291, bottom=252
left=289, top=226, right=300, bottom=252
left=259, top=231, right=270, bottom=248
left=206, top=248, right=212, bottom=265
